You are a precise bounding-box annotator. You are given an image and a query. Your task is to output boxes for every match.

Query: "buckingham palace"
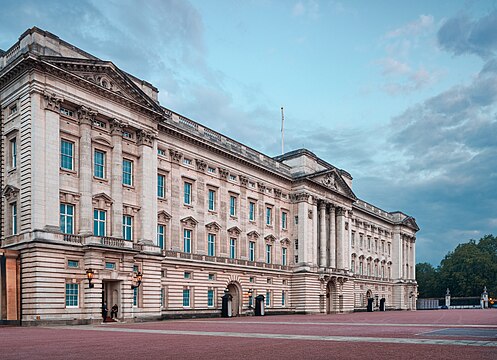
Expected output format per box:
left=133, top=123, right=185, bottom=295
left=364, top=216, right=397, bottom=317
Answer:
left=0, top=27, right=418, bottom=325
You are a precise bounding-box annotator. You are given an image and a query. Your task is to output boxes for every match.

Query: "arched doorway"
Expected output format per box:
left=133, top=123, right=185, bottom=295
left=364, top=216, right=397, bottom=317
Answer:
left=326, top=281, right=337, bottom=314
left=227, top=282, right=241, bottom=316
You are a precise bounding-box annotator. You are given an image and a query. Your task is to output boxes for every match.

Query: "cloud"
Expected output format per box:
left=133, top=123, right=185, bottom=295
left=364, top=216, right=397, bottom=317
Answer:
left=386, top=14, right=434, bottom=38
left=438, top=10, right=497, bottom=59
left=378, top=58, right=411, bottom=76
left=291, top=0, right=320, bottom=19
left=380, top=63, right=440, bottom=95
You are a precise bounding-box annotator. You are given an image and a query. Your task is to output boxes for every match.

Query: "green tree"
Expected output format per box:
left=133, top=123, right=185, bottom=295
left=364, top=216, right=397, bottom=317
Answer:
left=416, top=262, right=441, bottom=298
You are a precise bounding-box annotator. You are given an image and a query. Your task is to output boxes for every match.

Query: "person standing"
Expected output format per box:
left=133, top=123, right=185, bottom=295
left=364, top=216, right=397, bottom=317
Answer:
left=111, top=304, right=118, bottom=319
left=102, top=302, right=108, bottom=322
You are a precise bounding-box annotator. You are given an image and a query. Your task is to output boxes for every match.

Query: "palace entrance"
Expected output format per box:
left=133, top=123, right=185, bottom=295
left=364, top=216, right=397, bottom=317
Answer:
left=227, top=282, right=241, bottom=316
left=102, top=280, right=121, bottom=320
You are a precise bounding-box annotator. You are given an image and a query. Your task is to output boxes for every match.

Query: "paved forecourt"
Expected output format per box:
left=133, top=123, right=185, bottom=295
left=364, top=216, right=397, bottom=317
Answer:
left=1, top=310, right=496, bottom=360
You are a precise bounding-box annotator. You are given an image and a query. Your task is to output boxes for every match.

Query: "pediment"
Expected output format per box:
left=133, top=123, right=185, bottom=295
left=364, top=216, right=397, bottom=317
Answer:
left=402, top=216, right=420, bottom=232
left=158, top=210, right=171, bottom=223
left=181, top=216, right=198, bottom=227
left=280, top=237, right=291, bottom=246
left=2, top=185, right=19, bottom=202
left=205, top=221, right=222, bottom=232
left=309, top=169, right=356, bottom=200
left=264, top=234, right=276, bottom=243
left=92, top=192, right=112, bottom=203
left=227, top=226, right=241, bottom=236
left=247, top=230, right=260, bottom=239
left=40, top=56, right=162, bottom=113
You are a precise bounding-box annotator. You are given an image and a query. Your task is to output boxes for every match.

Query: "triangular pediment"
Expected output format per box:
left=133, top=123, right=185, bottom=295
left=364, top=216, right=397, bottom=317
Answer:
left=247, top=230, right=260, bottom=239
left=264, top=234, right=276, bottom=243
left=2, top=185, right=19, bottom=197
left=309, top=169, right=356, bottom=200
left=157, top=210, right=171, bottom=223
left=92, top=192, right=112, bottom=203
left=205, top=221, right=222, bottom=232
left=401, top=216, right=420, bottom=232
left=40, top=56, right=163, bottom=113
left=181, top=216, right=198, bottom=226
left=280, top=237, right=291, bottom=246
left=227, top=226, right=241, bottom=236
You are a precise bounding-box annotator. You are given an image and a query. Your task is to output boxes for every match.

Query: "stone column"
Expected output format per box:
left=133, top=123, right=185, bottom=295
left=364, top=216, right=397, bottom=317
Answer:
left=312, top=198, right=318, bottom=266
left=328, top=205, right=336, bottom=269
left=77, top=106, right=97, bottom=235
left=136, top=129, right=157, bottom=243
left=335, top=207, right=345, bottom=270
left=319, top=201, right=327, bottom=268
left=294, top=193, right=310, bottom=265
left=411, top=238, right=416, bottom=279
left=392, top=228, right=402, bottom=280
left=110, top=119, right=126, bottom=237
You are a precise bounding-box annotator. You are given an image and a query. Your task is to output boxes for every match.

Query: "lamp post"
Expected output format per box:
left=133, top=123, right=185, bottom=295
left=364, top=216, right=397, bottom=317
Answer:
left=131, top=271, right=143, bottom=289
left=86, top=268, right=95, bottom=289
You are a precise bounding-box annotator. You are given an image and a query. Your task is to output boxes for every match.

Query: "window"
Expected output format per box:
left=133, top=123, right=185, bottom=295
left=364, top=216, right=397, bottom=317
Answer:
left=265, top=291, right=271, bottom=306
left=184, top=272, right=191, bottom=279
left=229, top=196, right=237, bottom=217
left=65, top=283, right=79, bottom=307
left=94, top=150, right=105, bottom=179
left=208, top=273, right=215, bottom=281
left=367, top=236, right=371, bottom=250
left=267, top=278, right=272, bottom=284
left=281, top=211, right=287, bottom=229
left=93, top=120, right=106, bottom=128
left=68, top=260, right=79, bottom=268
left=249, top=202, right=255, bottom=221
left=60, top=107, right=74, bottom=117
left=105, top=262, right=116, bottom=270
left=9, top=104, right=18, bottom=115
left=351, top=259, right=355, bottom=273
left=208, top=189, right=216, bottom=211
left=160, top=288, right=165, bottom=308
left=375, top=239, right=378, bottom=252
left=381, top=266, right=385, bottom=278
left=122, top=131, right=133, bottom=139
left=266, top=244, right=272, bottom=264
left=157, top=174, right=165, bottom=198
left=249, top=241, right=255, bottom=262
left=207, top=233, right=215, bottom=256
left=360, top=234, right=364, bottom=248
left=183, top=158, right=192, bottom=165
left=183, top=229, right=192, bottom=253
left=207, top=289, right=214, bottom=307
left=11, top=203, right=17, bottom=235
left=93, top=209, right=106, bottom=236
left=229, top=174, right=236, bottom=181
left=208, top=167, right=216, bottom=174
left=282, top=247, right=287, bottom=266
left=123, top=215, right=133, bottom=240
left=183, top=288, right=190, bottom=307
left=60, top=204, right=74, bottom=234
left=60, top=140, right=74, bottom=171
left=157, top=225, right=165, bottom=250
left=10, top=138, right=17, bottom=169
left=388, top=243, right=391, bottom=256
left=123, top=159, right=133, bottom=186
left=249, top=277, right=255, bottom=283
left=133, top=287, right=138, bottom=307
left=359, top=261, right=363, bottom=275
left=157, top=148, right=166, bottom=156
left=294, top=216, right=298, bottom=225
left=266, top=207, right=272, bottom=225
left=282, top=290, right=286, bottom=306
left=229, top=238, right=236, bottom=259
left=351, top=232, right=355, bottom=247
left=184, top=182, right=192, bottom=205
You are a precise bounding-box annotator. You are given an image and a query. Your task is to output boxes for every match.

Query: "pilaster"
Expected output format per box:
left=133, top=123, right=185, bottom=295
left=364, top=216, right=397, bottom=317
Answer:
left=110, top=119, right=126, bottom=237
left=328, top=205, right=336, bottom=269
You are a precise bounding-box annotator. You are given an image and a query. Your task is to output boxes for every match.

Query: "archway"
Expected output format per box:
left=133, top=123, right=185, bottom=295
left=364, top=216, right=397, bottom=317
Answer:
left=326, top=280, right=337, bottom=314
left=227, top=282, right=241, bottom=316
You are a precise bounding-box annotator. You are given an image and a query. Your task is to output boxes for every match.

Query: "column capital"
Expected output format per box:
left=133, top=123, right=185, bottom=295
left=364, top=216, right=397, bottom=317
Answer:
left=77, top=105, right=98, bottom=126
left=318, top=201, right=327, bottom=210
left=110, top=118, right=128, bottom=136
left=289, top=192, right=311, bottom=203
left=136, top=128, right=157, bottom=147
left=43, top=91, right=63, bottom=112
left=336, top=207, right=347, bottom=216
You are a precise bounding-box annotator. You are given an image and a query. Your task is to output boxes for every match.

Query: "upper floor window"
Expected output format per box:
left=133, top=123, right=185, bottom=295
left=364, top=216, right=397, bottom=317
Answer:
left=229, top=238, right=237, bottom=259
left=123, top=215, right=133, bottom=240
left=229, top=196, right=237, bottom=217
left=183, top=158, right=192, bottom=166
left=229, top=174, right=237, bottom=181
left=60, top=107, right=74, bottom=117
left=157, top=224, right=165, bottom=250
left=281, top=211, right=287, bottom=229
left=9, top=104, right=18, bottom=115
left=94, top=150, right=105, bottom=179
left=10, top=138, right=17, bottom=169
left=351, top=232, right=356, bottom=247
left=208, top=233, right=216, bottom=256
left=93, top=120, right=106, bottom=128
left=249, top=201, right=256, bottom=222
left=208, top=167, right=216, bottom=174
left=266, top=244, right=272, bottom=264
left=157, top=148, right=166, bottom=156
left=157, top=174, right=165, bottom=198
left=208, top=189, right=216, bottom=211
left=60, top=203, right=74, bottom=234
left=93, top=209, right=106, bottom=236
left=249, top=241, right=255, bottom=262
left=266, top=207, right=272, bottom=226
left=282, top=247, right=287, bottom=266
left=60, top=140, right=74, bottom=171
left=184, top=182, right=192, bottom=205
left=122, top=159, right=133, bottom=186
left=122, top=131, right=133, bottom=139
left=11, top=203, right=17, bottom=235
left=183, top=229, right=192, bottom=253
left=351, top=259, right=355, bottom=273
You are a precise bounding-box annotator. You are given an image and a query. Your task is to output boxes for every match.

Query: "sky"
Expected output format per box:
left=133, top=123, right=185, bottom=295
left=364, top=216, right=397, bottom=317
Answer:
left=1, top=0, right=497, bottom=265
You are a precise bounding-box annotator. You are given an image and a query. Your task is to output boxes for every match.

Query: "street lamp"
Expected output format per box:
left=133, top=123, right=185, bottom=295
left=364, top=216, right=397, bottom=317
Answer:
left=86, top=268, right=95, bottom=289
left=131, top=271, right=143, bottom=289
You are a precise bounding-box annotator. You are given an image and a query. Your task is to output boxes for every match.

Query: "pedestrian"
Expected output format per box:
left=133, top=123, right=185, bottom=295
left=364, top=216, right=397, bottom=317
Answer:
left=102, top=302, right=108, bottom=322
left=111, top=304, right=118, bottom=319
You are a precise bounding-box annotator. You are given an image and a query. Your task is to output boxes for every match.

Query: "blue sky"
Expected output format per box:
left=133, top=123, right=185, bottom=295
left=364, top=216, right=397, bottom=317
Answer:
left=2, top=0, right=497, bottom=265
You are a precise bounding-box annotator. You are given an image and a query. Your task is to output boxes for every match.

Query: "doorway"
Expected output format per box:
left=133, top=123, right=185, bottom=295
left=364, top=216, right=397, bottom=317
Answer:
left=326, top=281, right=337, bottom=314
left=227, top=283, right=241, bottom=316
left=102, top=280, right=121, bottom=320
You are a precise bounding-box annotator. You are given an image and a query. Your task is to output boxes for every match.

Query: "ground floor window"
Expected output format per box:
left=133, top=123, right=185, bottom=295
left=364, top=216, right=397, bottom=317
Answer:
left=65, top=283, right=79, bottom=307
left=183, top=288, right=190, bottom=307
left=133, top=287, right=138, bottom=307
left=266, top=290, right=271, bottom=307
left=207, top=289, right=214, bottom=307
left=282, top=290, right=286, bottom=306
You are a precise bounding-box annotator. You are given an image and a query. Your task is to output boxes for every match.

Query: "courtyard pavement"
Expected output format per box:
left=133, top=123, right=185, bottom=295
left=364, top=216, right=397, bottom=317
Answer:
left=1, top=309, right=496, bottom=359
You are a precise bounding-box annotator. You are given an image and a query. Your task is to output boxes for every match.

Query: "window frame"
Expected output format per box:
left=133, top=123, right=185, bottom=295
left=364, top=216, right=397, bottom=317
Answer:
left=122, top=215, right=133, bottom=240
left=157, top=174, right=165, bottom=198
left=266, top=206, right=272, bottom=226
left=93, top=209, right=106, bottom=236
left=249, top=201, right=256, bottom=222
left=65, top=283, right=79, bottom=308
left=249, top=241, right=255, bottom=262
left=60, top=139, right=74, bottom=171
left=93, top=149, right=106, bottom=179
left=11, top=202, right=17, bottom=235
left=157, top=224, right=165, bottom=249
left=207, top=233, right=216, bottom=256
left=281, top=211, right=287, bottom=230
left=208, top=189, right=216, bottom=211
left=184, top=181, right=192, bottom=205
left=122, top=159, right=133, bottom=186
left=10, top=137, right=17, bottom=169
left=229, top=195, right=237, bottom=217
left=60, top=203, right=75, bottom=234
left=229, top=237, right=237, bottom=259
left=183, top=229, right=192, bottom=253
left=265, top=244, right=272, bottom=264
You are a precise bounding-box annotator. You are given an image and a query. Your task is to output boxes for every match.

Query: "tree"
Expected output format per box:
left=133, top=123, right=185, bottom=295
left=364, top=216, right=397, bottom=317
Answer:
left=416, top=262, right=441, bottom=298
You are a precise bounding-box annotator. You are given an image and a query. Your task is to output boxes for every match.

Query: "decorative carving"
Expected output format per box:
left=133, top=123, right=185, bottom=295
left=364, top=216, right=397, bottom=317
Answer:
left=43, top=91, right=63, bottom=112
left=228, top=226, right=241, bottom=236
left=264, top=234, right=276, bottom=243
left=110, top=118, right=128, bottom=135
left=205, top=221, right=221, bottom=232
left=169, top=149, right=183, bottom=162
left=195, top=159, right=207, bottom=172
left=257, top=182, right=266, bottom=192
left=92, top=193, right=113, bottom=208
left=273, top=188, right=282, bottom=198
left=308, top=209, right=313, bottom=219
left=336, top=207, right=346, bottom=216
left=318, top=201, right=327, bottom=210
left=59, top=191, right=80, bottom=204
left=280, top=238, right=291, bottom=246
left=2, top=185, right=20, bottom=202
left=239, top=175, right=249, bottom=187
left=218, top=167, right=229, bottom=180
left=290, top=192, right=310, bottom=203
left=322, top=172, right=338, bottom=189
left=77, top=105, right=98, bottom=126
left=180, top=216, right=198, bottom=228
left=157, top=210, right=171, bottom=223
left=136, top=129, right=156, bottom=147
left=247, top=230, right=260, bottom=239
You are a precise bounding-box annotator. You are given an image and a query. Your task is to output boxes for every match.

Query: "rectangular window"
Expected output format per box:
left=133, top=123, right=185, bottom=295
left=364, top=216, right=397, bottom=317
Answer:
left=60, top=140, right=74, bottom=171
left=351, top=232, right=355, bottom=247
left=65, top=283, right=79, bottom=307
left=265, top=291, right=271, bottom=306
left=229, top=196, right=237, bottom=217
left=105, top=262, right=116, bottom=270
left=282, top=290, right=286, bottom=306
left=160, top=288, right=165, bottom=308
left=207, top=289, right=214, bottom=307
left=230, top=238, right=236, bottom=259
left=11, top=203, right=18, bottom=235
left=282, top=247, right=287, bottom=266
left=249, top=201, right=255, bottom=221
left=10, top=138, right=17, bottom=169
left=60, top=203, right=74, bottom=234
left=60, top=107, right=74, bottom=117
left=249, top=241, right=255, bottom=262
left=157, top=148, right=166, bottom=156
left=208, top=167, right=216, bottom=174
left=359, top=262, right=363, bottom=275
left=133, top=287, right=138, bottom=307
left=266, top=207, right=272, bottom=225
left=367, top=236, right=371, bottom=250
left=123, top=215, right=133, bottom=240
left=249, top=277, right=255, bottom=283
left=281, top=211, right=287, bottom=229
left=94, top=150, right=105, bottom=179
left=183, top=158, right=192, bottom=165
left=68, top=260, right=79, bottom=268
left=388, top=243, right=391, bottom=256
left=93, top=209, right=106, bottom=236
left=351, top=259, right=355, bottom=273
left=183, top=229, right=192, bottom=253
left=208, top=273, right=215, bottom=281
left=157, top=225, right=165, bottom=250
left=208, top=233, right=215, bottom=256
left=9, top=104, right=18, bottom=115
left=266, top=244, right=272, bottom=264
left=208, top=189, right=216, bottom=211
left=184, top=182, right=192, bottom=205
left=183, top=288, right=190, bottom=307
left=184, top=272, right=191, bottom=279
left=122, top=159, right=133, bottom=186
left=157, top=174, right=165, bottom=198
left=229, top=174, right=237, bottom=181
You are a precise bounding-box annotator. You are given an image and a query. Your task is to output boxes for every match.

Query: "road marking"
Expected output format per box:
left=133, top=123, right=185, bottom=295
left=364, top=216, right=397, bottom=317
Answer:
left=63, top=326, right=497, bottom=347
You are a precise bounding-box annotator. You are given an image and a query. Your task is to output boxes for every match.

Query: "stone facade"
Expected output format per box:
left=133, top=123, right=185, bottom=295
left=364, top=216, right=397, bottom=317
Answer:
left=0, top=28, right=419, bottom=325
